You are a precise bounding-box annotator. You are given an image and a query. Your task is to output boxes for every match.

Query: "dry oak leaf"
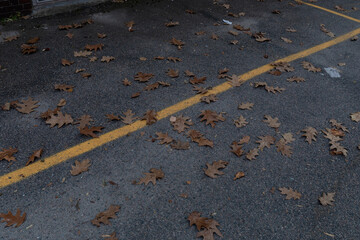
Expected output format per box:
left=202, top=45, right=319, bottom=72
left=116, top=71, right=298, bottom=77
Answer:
left=253, top=32, right=271, bottom=42
left=171, top=140, right=190, bottom=150
left=126, top=21, right=135, bottom=32
left=106, top=114, right=120, bottom=121
left=57, top=98, right=66, bottom=107
left=85, top=43, right=104, bottom=51
left=286, top=27, right=297, bottom=33
left=187, top=130, right=213, bottom=148
left=155, top=132, right=173, bottom=144
left=271, top=61, right=294, bottom=72
left=40, top=107, right=60, bottom=120
left=199, top=110, right=225, bottom=128
left=167, top=57, right=182, bottom=62
left=138, top=168, right=164, bottom=185
left=282, top=132, right=295, bottom=144
left=75, top=115, right=94, bottom=129
left=211, top=33, right=219, bottom=40
left=80, top=126, right=104, bottom=138
left=319, top=192, right=335, bottom=206
left=320, top=24, right=335, bottom=37
left=238, top=102, right=254, bottom=110
left=27, top=37, right=39, bottom=44
left=234, top=171, right=245, bottom=180
left=329, top=142, right=348, bottom=157
left=0, top=209, right=26, bottom=228
left=122, top=78, right=131, bottom=86
left=301, top=127, right=317, bottom=144
left=228, top=30, right=239, bottom=36
left=233, top=24, right=250, bottom=31
left=200, top=94, right=218, bottom=104
left=165, top=21, right=179, bottom=27
left=170, top=37, right=185, bottom=49
left=134, top=72, right=155, bottom=82
left=55, top=84, right=74, bottom=92
left=263, top=115, right=280, bottom=130
left=166, top=69, right=179, bottom=78
left=101, top=56, right=115, bottom=63
left=279, top=187, right=301, bottom=200
left=142, top=110, right=157, bottom=125
left=185, top=70, right=195, bottom=77
left=91, top=205, right=120, bottom=227
left=230, top=141, right=244, bottom=157
left=195, top=31, right=206, bottom=35
left=121, top=109, right=138, bottom=124
left=0, top=147, right=18, bottom=162
left=5, top=35, right=19, bottom=42
left=204, top=160, right=228, bottom=178
left=103, top=232, right=118, bottom=240
left=66, top=32, right=74, bottom=39
left=21, top=44, right=37, bottom=54
left=287, top=76, right=305, bottom=83
left=74, top=50, right=92, bottom=57
left=89, top=56, right=98, bottom=62
left=188, top=211, right=209, bottom=231
left=281, top=37, right=292, bottom=43
left=350, top=112, right=360, bottom=122
left=256, top=136, right=276, bottom=151
left=301, top=61, right=321, bottom=72
left=58, top=24, right=73, bottom=30
left=190, top=76, right=207, bottom=84
left=276, top=139, right=293, bottom=157
left=70, top=159, right=91, bottom=176
left=46, top=112, right=73, bottom=128
left=61, top=58, right=74, bottom=66
left=246, top=148, right=259, bottom=160
left=322, top=128, right=343, bottom=142
left=16, top=97, right=39, bottom=114
left=185, top=9, right=196, bottom=14
left=97, top=33, right=107, bottom=38
left=170, top=115, right=193, bottom=133
left=188, top=212, right=223, bottom=240
left=26, top=148, right=43, bottom=166
left=227, top=75, right=244, bottom=87
left=131, top=92, right=140, bottom=98
left=329, top=119, right=349, bottom=132
left=239, top=135, right=251, bottom=145
left=234, top=115, right=248, bottom=128
left=154, top=56, right=165, bottom=60
left=193, top=86, right=208, bottom=95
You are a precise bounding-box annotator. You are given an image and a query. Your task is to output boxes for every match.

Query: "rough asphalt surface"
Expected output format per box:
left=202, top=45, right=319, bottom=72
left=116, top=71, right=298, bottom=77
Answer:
left=0, top=0, right=360, bottom=239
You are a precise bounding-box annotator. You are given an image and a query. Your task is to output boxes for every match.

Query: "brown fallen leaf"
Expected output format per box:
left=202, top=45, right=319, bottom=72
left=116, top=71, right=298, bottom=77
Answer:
left=193, top=86, right=208, bottom=95
left=66, top=32, right=74, bottom=39
left=170, top=115, right=193, bottom=133
left=91, top=205, right=120, bottom=227
left=126, top=21, right=135, bottom=32
left=80, top=126, right=104, bottom=138
left=230, top=40, right=239, bottom=45
left=70, top=159, right=91, bottom=176
left=171, top=140, right=190, bottom=150
left=287, top=76, right=305, bottom=83
left=234, top=115, right=248, bottom=128
left=320, top=24, right=335, bottom=37
left=230, top=141, right=244, bottom=157
left=275, top=139, right=293, bottom=157
left=253, top=32, right=271, bottom=42
left=121, top=109, right=138, bottom=124
left=166, top=69, right=179, bottom=78
left=27, top=37, right=39, bottom=44
left=286, top=27, right=297, bottom=33
left=199, top=110, right=225, bottom=128
left=239, top=135, right=250, bottom=144
left=319, top=192, right=335, bottom=206
left=167, top=57, right=182, bottom=62
left=101, top=56, right=115, bottom=63
left=200, top=94, right=218, bottom=104
left=263, top=115, right=280, bottom=130
left=134, top=72, right=154, bottom=82
left=271, top=61, right=294, bottom=72
left=256, top=136, right=276, bottom=151
left=106, top=114, right=120, bottom=121
left=195, top=31, right=206, bottom=35
left=75, top=115, right=93, bottom=129
left=246, top=148, right=259, bottom=160
left=40, top=108, right=60, bottom=120
left=188, top=212, right=223, bottom=240
left=26, top=148, right=43, bottom=166
left=187, top=129, right=213, bottom=148
left=16, top=97, right=39, bottom=114
left=170, top=37, right=185, bottom=49
left=233, top=24, right=250, bottom=31
left=190, top=76, right=206, bottom=84
left=102, top=232, right=118, bottom=240
left=122, top=78, right=131, bottom=86
left=330, top=119, right=349, bottom=132
left=142, top=110, right=157, bottom=125
left=59, top=24, right=73, bottom=30
left=185, top=9, right=196, bottom=14
left=204, top=160, right=228, bottom=178
left=57, top=99, right=66, bottom=107
left=282, top=133, right=295, bottom=144
left=211, top=33, right=219, bottom=40
left=238, top=102, right=254, bottom=110
left=0, top=209, right=26, bottom=228
left=74, top=50, right=92, bottom=57
left=89, top=57, right=98, bottom=62
left=301, top=61, right=321, bottom=72
left=97, top=33, right=107, bottom=38
left=185, top=70, right=195, bottom=77
left=0, top=147, right=18, bottom=162
left=131, top=92, right=140, bottom=98
left=138, top=168, right=164, bottom=185
left=55, top=84, right=74, bottom=92
left=301, top=127, right=317, bottom=144
left=46, top=112, right=73, bottom=128
left=154, top=56, right=165, bottom=60
left=165, top=21, right=179, bottom=27
left=281, top=37, right=292, bottom=43
left=5, top=35, right=19, bottom=42
left=279, top=187, right=301, bottom=200
left=155, top=132, right=173, bottom=144
left=350, top=112, right=360, bottom=122
left=21, top=44, right=37, bottom=54
left=233, top=171, right=245, bottom=180
left=85, top=43, right=104, bottom=51
left=61, top=58, right=74, bottom=66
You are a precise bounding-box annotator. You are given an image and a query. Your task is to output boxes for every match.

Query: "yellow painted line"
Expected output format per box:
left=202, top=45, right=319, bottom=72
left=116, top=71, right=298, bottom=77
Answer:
left=1, top=27, right=360, bottom=189
left=298, top=0, right=360, bottom=23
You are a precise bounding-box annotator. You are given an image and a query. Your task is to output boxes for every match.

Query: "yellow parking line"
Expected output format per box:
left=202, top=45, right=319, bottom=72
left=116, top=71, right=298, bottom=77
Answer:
left=298, top=0, right=360, bottom=23
left=1, top=27, right=360, bottom=190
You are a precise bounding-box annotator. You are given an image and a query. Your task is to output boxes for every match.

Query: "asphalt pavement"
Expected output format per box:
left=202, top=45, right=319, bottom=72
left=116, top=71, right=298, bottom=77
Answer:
left=0, top=0, right=360, bottom=239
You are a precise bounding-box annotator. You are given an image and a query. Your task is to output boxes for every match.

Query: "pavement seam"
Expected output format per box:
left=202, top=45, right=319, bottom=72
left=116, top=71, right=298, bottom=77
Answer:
left=1, top=27, right=360, bottom=190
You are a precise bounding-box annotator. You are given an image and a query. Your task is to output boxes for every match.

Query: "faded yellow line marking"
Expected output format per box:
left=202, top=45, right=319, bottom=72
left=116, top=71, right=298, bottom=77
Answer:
left=1, top=27, right=360, bottom=189
left=299, top=0, right=360, bottom=23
